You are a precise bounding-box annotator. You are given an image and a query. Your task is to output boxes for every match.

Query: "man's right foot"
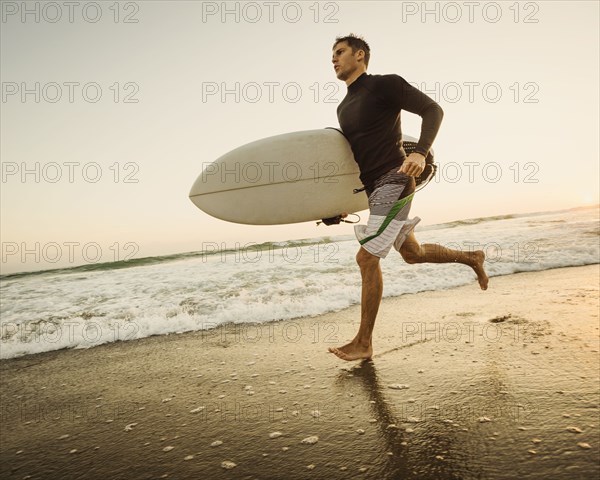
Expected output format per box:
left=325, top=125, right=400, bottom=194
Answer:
left=328, top=341, right=373, bottom=361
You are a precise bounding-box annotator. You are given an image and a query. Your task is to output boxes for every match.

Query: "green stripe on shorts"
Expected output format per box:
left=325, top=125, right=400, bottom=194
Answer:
left=359, top=192, right=415, bottom=246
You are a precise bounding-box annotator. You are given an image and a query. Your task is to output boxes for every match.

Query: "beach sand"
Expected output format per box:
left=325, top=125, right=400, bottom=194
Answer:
left=1, top=265, right=598, bottom=480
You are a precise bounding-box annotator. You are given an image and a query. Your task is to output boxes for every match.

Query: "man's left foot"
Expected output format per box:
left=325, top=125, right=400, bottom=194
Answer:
left=328, top=341, right=373, bottom=361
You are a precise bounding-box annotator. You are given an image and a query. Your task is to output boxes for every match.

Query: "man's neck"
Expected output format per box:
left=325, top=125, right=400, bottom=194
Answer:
left=345, top=69, right=367, bottom=87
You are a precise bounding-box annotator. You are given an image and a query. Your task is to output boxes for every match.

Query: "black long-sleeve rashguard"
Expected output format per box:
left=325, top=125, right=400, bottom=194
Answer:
left=336, top=72, right=444, bottom=188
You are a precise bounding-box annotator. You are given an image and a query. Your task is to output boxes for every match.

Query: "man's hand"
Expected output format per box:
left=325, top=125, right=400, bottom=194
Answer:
left=319, top=212, right=348, bottom=226
left=398, top=152, right=426, bottom=177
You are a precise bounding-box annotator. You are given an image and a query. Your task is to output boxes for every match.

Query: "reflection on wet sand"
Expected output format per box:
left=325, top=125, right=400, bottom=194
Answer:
left=337, top=359, right=481, bottom=479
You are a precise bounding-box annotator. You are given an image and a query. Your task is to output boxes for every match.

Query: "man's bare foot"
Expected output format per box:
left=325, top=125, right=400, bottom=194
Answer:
left=328, top=341, right=373, bottom=361
left=470, top=250, right=489, bottom=290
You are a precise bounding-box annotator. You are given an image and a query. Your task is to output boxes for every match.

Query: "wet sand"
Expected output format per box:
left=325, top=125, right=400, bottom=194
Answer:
left=1, top=265, right=598, bottom=480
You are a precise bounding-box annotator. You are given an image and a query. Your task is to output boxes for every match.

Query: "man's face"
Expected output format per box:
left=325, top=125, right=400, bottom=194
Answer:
left=332, top=41, right=362, bottom=81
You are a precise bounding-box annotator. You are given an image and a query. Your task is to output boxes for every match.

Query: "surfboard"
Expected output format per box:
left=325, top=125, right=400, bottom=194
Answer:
left=189, top=128, right=435, bottom=225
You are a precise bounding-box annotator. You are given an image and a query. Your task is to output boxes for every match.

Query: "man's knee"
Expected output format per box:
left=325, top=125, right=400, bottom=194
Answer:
left=356, top=248, right=380, bottom=269
left=400, top=243, right=424, bottom=264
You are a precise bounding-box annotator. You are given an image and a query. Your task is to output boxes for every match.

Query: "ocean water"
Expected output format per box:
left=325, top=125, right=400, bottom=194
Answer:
left=1, top=206, right=598, bottom=360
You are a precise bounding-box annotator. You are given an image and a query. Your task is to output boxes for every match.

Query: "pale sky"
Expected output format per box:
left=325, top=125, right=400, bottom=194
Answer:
left=1, top=0, right=599, bottom=274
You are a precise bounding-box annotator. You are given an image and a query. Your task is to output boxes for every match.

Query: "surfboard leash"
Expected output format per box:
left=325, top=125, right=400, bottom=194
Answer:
left=317, top=213, right=361, bottom=226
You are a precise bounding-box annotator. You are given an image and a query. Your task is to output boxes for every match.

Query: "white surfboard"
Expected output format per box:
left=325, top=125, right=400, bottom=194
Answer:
left=189, top=128, right=434, bottom=225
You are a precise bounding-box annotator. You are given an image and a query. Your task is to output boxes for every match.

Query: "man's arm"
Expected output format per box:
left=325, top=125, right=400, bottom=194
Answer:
left=406, top=102, right=444, bottom=156
left=400, top=101, right=443, bottom=175
left=382, top=75, right=444, bottom=176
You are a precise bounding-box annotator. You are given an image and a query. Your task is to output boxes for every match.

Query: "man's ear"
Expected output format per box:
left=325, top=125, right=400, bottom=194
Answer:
left=356, top=49, right=365, bottom=63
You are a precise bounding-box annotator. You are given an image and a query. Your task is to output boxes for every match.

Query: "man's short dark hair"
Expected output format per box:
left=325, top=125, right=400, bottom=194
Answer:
left=333, top=34, right=370, bottom=68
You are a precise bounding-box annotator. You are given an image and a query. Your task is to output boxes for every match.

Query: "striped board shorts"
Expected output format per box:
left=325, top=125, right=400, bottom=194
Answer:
left=354, top=168, right=421, bottom=258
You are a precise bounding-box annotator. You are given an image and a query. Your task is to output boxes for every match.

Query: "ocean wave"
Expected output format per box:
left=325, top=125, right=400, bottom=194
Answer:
left=1, top=205, right=598, bottom=359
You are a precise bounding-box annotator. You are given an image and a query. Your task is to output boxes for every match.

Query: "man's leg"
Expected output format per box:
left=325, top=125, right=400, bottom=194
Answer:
left=399, top=232, right=489, bottom=290
left=328, top=247, right=382, bottom=361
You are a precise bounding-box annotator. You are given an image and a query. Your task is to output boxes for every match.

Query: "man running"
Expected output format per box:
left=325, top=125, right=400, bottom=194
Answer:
left=328, top=34, right=488, bottom=362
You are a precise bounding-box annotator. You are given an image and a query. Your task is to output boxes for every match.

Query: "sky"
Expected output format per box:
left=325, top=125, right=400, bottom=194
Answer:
left=1, top=0, right=599, bottom=274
